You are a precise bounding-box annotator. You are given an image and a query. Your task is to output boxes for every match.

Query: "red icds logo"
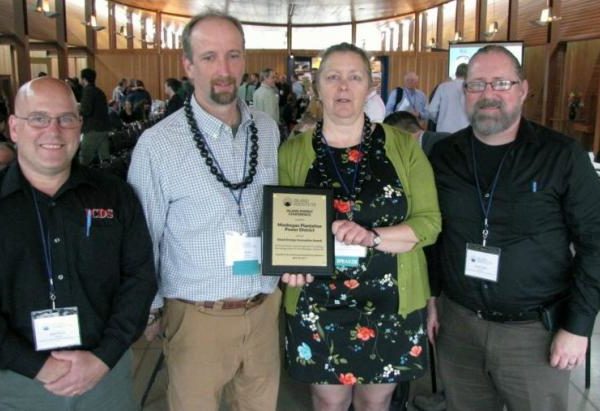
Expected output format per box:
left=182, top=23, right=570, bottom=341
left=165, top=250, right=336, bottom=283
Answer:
left=85, top=208, right=114, bottom=219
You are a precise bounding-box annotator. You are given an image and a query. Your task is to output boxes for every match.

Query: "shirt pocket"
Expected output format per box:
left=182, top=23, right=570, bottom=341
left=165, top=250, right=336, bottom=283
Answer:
left=65, top=215, right=123, bottom=283
left=510, top=190, right=555, bottom=235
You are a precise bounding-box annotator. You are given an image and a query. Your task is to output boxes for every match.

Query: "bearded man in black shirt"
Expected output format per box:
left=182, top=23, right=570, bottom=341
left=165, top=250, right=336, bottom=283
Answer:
left=0, top=77, right=156, bottom=410
left=427, top=45, right=600, bottom=411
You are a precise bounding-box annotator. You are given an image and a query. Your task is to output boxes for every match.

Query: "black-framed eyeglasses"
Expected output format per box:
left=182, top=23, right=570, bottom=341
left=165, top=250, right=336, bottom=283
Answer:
left=14, top=112, right=81, bottom=129
left=464, top=80, right=521, bottom=93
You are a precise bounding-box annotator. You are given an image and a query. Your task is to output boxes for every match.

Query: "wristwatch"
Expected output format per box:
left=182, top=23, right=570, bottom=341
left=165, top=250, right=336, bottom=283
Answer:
left=147, top=310, right=162, bottom=326
left=369, top=228, right=381, bottom=248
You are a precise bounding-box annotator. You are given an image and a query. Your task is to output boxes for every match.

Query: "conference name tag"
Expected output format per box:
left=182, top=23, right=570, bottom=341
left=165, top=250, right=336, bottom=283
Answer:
left=464, top=243, right=501, bottom=282
left=334, top=239, right=367, bottom=269
left=225, top=231, right=261, bottom=276
left=31, top=307, right=82, bottom=351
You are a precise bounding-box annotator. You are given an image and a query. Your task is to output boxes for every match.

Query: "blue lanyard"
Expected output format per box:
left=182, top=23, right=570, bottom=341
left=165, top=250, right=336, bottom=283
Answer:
left=470, top=136, right=514, bottom=246
left=321, top=136, right=362, bottom=200
left=31, top=189, right=57, bottom=309
left=202, top=122, right=251, bottom=217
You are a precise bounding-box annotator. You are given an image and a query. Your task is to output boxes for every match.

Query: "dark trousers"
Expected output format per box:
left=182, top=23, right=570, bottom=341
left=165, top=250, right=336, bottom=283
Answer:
left=437, top=295, right=570, bottom=411
left=0, top=350, right=137, bottom=411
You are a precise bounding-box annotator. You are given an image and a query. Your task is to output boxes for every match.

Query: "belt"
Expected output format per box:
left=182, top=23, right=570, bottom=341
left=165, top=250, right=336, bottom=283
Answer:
left=175, top=293, right=267, bottom=310
left=474, top=308, right=541, bottom=323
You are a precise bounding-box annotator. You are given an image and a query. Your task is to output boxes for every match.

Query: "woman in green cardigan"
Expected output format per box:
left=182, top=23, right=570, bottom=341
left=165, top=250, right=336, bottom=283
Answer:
left=278, top=42, right=441, bottom=411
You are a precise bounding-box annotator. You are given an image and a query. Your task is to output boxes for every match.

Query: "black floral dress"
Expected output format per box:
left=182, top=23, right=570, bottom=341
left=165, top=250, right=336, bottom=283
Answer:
left=285, top=124, right=428, bottom=385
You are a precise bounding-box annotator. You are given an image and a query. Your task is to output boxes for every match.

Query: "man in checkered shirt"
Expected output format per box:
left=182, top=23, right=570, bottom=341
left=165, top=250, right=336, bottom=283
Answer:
left=128, top=11, right=281, bottom=411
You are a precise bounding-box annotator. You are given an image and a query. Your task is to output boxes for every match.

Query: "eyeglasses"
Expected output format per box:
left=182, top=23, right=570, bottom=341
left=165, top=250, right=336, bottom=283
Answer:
left=464, top=80, right=521, bottom=93
left=14, top=112, right=81, bottom=129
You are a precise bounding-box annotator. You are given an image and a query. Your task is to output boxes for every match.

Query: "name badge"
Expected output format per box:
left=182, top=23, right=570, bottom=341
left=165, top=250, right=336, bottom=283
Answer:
left=465, top=243, right=501, bottom=282
left=31, top=307, right=82, bottom=351
left=225, top=231, right=261, bottom=276
left=334, top=239, right=367, bottom=269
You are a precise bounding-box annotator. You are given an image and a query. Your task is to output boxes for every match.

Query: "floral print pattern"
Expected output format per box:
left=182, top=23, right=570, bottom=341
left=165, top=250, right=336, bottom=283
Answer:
left=285, top=125, right=428, bottom=384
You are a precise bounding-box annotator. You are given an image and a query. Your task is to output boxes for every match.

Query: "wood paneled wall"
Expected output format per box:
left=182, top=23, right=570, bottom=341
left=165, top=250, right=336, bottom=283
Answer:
left=559, top=0, right=600, bottom=40
left=522, top=45, right=546, bottom=122
left=94, top=47, right=449, bottom=102
left=516, top=0, right=548, bottom=46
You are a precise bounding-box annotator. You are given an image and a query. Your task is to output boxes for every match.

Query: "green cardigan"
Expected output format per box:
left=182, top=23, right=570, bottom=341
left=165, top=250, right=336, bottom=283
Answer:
left=278, top=124, right=441, bottom=318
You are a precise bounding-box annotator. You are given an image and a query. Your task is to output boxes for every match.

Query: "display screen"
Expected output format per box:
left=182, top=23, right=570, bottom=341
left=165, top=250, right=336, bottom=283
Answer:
left=448, top=41, right=524, bottom=79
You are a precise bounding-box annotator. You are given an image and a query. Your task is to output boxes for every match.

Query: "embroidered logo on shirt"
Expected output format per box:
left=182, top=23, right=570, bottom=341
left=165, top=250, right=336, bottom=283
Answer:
left=85, top=208, right=114, bottom=219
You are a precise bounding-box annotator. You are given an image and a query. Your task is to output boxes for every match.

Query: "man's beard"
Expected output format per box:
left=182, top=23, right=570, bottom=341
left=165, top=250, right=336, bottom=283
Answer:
left=468, top=98, right=521, bottom=137
left=210, top=76, right=238, bottom=105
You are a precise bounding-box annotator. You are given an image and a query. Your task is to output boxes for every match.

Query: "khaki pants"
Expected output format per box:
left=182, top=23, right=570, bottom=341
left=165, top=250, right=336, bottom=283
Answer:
left=163, top=289, right=281, bottom=411
left=437, top=295, right=570, bottom=411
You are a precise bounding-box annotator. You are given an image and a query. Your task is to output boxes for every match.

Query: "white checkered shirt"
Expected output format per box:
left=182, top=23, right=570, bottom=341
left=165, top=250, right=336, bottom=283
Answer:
left=128, top=97, right=280, bottom=309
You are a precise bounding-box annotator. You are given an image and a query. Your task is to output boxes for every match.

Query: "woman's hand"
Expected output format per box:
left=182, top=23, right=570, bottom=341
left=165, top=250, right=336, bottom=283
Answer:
left=281, top=273, right=315, bottom=287
left=332, top=219, right=376, bottom=247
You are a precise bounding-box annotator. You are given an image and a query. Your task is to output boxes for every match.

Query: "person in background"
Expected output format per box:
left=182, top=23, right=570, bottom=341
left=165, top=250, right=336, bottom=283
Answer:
left=428, top=45, right=600, bottom=411
left=0, top=76, right=156, bottom=411
left=79, top=68, right=110, bottom=165
left=164, top=78, right=184, bottom=117
left=279, top=42, right=441, bottom=411
left=363, top=86, right=386, bottom=122
left=119, top=100, right=138, bottom=125
left=427, top=63, right=470, bottom=133
left=128, top=11, right=282, bottom=411
left=384, top=111, right=450, bottom=156
left=385, top=72, right=428, bottom=120
left=111, top=78, right=127, bottom=111
left=253, top=68, right=280, bottom=124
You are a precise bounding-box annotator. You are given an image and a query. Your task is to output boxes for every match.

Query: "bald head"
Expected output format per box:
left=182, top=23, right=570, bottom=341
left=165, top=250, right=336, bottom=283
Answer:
left=15, top=77, right=77, bottom=115
left=404, top=72, right=419, bottom=90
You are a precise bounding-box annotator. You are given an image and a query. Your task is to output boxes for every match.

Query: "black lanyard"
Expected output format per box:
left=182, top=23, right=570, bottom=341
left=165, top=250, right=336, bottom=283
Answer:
left=31, top=188, right=57, bottom=310
left=470, top=136, right=514, bottom=246
left=322, top=138, right=362, bottom=201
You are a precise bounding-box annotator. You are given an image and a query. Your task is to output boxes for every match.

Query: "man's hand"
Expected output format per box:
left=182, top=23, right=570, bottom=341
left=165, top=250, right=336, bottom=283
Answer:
left=35, top=356, right=71, bottom=384
left=44, top=351, right=109, bottom=397
left=144, top=310, right=163, bottom=341
left=549, top=329, right=588, bottom=370
left=426, top=297, right=440, bottom=346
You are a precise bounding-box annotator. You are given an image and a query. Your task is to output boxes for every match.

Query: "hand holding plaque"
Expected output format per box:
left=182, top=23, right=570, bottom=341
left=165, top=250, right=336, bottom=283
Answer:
left=262, top=186, right=334, bottom=276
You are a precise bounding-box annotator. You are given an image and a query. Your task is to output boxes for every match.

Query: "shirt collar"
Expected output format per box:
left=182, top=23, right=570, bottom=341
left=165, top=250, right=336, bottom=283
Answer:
left=0, top=161, right=96, bottom=200
left=190, top=95, right=253, bottom=139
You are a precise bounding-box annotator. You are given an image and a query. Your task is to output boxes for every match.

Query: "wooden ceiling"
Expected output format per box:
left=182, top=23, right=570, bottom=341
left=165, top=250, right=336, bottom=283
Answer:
left=114, top=0, right=450, bottom=25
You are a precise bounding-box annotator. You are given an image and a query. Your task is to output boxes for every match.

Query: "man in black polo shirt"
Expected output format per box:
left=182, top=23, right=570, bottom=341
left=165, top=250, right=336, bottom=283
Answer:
left=0, top=77, right=156, bottom=410
left=427, top=45, right=600, bottom=410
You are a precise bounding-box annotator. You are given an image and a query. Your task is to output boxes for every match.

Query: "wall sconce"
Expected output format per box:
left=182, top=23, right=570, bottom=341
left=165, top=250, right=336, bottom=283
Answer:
left=484, top=21, right=499, bottom=38
left=81, top=14, right=106, bottom=31
left=117, top=25, right=134, bottom=39
left=424, top=37, right=437, bottom=50
left=35, top=0, right=58, bottom=18
left=449, top=31, right=463, bottom=44
left=531, top=7, right=562, bottom=26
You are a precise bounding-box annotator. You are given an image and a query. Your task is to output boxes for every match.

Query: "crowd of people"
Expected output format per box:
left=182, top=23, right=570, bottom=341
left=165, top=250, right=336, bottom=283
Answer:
left=0, top=9, right=599, bottom=411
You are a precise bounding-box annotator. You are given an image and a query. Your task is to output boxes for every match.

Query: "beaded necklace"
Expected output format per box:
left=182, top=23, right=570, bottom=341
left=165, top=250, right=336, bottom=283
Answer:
left=183, top=96, right=259, bottom=215
left=313, top=114, right=373, bottom=220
